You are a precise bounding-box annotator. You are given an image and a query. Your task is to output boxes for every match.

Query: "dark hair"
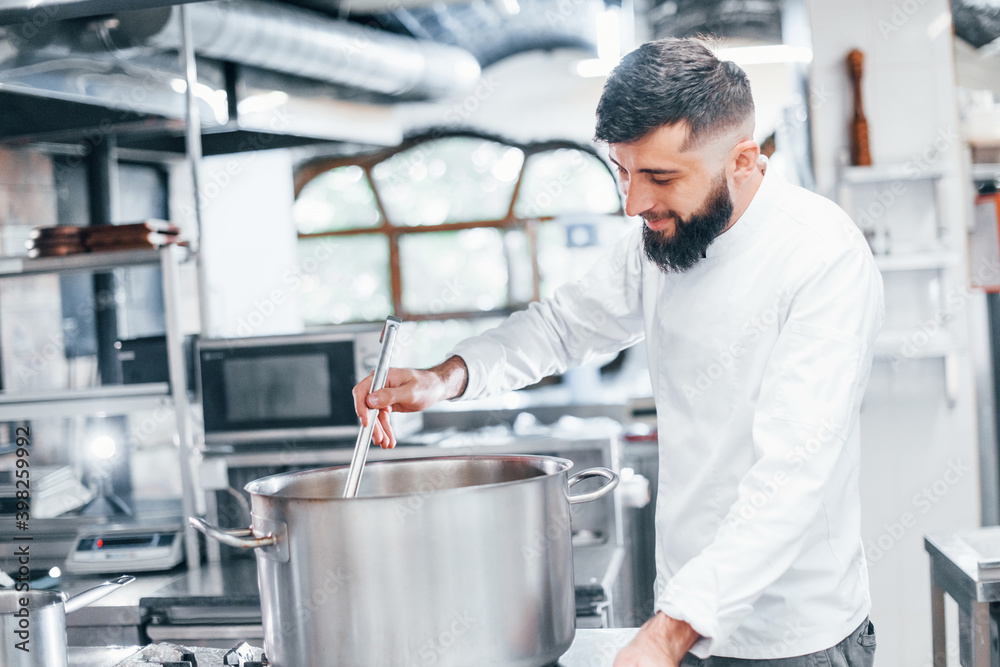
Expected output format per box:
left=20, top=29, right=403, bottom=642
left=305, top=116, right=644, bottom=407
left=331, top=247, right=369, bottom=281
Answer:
left=594, top=38, right=754, bottom=148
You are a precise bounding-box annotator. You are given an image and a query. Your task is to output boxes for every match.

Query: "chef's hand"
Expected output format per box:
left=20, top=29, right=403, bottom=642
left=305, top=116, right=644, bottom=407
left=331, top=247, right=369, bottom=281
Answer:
left=352, top=355, right=469, bottom=449
left=614, top=613, right=700, bottom=667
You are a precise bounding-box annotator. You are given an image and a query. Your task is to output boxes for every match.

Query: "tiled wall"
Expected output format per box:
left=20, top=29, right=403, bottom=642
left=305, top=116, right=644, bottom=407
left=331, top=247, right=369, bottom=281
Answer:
left=0, top=146, right=67, bottom=394
left=0, top=146, right=57, bottom=253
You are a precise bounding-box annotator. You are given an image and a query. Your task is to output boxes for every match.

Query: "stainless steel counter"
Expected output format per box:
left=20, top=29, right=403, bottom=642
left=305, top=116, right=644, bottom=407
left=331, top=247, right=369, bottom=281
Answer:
left=68, top=629, right=640, bottom=666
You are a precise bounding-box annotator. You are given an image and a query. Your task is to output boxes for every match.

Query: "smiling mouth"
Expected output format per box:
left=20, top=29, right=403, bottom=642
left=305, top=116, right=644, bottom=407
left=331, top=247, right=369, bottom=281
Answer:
left=643, top=216, right=677, bottom=235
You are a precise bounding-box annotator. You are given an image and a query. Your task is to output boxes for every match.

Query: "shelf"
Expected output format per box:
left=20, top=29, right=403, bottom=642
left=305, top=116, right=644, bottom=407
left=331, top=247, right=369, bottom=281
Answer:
left=972, top=163, right=1000, bottom=182
left=874, top=329, right=962, bottom=360
left=0, top=246, right=188, bottom=278
left=873, top=251, right=961, bottom=272
left=840, top=163, right=951, bottom=184
left=0, top=383, right=172, bottom=421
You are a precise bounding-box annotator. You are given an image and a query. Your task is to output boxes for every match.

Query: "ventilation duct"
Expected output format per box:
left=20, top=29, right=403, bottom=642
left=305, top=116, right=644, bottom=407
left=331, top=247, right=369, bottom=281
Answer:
left=107, top=0, right=482, bottom=99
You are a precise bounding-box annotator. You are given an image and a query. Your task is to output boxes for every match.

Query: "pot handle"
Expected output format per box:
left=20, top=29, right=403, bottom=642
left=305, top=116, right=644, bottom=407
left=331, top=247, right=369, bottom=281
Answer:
left=190, top=515, right=290, bottom=563
left=567, top=467, right=620, bottom=505
left=190, top=517, right=277, bottom=549
left=63, top=575, right=135, bottom=614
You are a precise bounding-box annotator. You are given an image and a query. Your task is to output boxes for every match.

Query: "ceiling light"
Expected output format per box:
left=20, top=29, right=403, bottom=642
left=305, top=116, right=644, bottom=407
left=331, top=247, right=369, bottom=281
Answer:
left=595, top=8, right=620, bottom=63
left=576, top=59, right=615, bottom=78
left=576, top=8, right=621, bottom=78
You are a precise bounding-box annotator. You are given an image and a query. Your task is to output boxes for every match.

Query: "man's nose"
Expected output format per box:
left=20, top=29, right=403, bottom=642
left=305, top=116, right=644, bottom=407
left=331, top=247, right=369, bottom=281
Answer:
left=623, top=180, right=654, bottom=218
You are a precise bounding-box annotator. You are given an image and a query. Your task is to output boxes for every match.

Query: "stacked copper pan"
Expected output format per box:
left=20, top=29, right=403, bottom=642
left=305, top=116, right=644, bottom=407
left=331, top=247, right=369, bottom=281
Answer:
left=25, top=226, right=87, bottom=258
left=26, top=221, right=182, bottom=258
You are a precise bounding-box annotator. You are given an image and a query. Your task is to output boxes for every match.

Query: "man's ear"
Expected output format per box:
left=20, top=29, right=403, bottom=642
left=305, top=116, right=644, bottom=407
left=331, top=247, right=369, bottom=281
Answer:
left=730, top=139, right=760, bottom=186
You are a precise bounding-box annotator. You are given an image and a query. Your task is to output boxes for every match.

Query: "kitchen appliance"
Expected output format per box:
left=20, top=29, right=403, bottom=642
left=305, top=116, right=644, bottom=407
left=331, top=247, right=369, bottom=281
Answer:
left=191, top=455, right=618, bottom=667
left=65, top=523, right=184, bottom=574
left=197, top=326, right=383, bottom=446
left=115, top=335, right=196, bottom=390
left=0, top=575, right=134, bottom=667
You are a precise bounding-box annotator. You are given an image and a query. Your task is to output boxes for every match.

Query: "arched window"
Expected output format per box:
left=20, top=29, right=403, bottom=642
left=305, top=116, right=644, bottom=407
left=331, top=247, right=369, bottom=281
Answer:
left=293, top=131, right=625, bottom=366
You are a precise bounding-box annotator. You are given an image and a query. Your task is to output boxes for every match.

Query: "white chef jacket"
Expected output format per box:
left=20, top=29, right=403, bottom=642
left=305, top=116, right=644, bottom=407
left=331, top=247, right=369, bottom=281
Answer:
left=449, top=167, right=884, bottom=658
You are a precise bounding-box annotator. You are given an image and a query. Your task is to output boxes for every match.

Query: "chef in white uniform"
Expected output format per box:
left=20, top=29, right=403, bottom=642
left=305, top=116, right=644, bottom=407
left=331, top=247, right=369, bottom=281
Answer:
left=354, top=38, right=883, bottom=667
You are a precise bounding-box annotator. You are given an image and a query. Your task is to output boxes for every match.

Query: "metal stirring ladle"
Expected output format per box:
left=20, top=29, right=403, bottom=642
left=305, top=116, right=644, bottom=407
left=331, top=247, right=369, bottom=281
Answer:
left=343, top=315, right=402, bottom=498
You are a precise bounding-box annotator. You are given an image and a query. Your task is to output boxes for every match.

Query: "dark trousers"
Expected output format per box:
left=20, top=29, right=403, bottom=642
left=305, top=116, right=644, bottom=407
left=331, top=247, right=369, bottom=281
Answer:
left=681, top=618, right=876, bottom=667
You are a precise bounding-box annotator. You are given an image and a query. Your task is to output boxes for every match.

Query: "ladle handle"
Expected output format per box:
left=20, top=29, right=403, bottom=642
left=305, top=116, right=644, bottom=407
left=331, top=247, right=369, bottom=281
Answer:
left=63, top=575, right=135, bottom=614
left=343, top=316, right=402, bottom=498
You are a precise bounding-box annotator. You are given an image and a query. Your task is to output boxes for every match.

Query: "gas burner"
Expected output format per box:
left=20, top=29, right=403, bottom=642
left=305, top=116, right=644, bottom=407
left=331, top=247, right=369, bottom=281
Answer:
left=113, top=642, right=267, bottom=667
left=222, top=642, right=268, bottom=667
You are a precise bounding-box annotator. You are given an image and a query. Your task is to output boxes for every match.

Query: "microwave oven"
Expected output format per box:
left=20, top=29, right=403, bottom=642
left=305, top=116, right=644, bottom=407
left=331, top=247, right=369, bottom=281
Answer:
left=197, top=327, right=383, bottom=446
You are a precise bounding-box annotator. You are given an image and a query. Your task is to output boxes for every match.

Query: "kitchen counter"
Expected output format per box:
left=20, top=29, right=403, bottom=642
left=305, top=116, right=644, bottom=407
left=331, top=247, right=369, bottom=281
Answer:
left=68, top=629, right=640, bottom=666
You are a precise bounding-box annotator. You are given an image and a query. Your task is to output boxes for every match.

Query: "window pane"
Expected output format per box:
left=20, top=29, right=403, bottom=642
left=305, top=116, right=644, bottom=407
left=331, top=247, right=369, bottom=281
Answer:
left=399, top=228, right=508, bottom=314
left=371, top=137, right=524, bottom=226
left=393, top=318, right=505, bottom=369
left=294, top=165, right=381, bottom=233
left=297, top=236, right=391, bottom=324
left=504, top=227, right=534, bottom=306
left=537, top=217, right=631, bottom=298
left=514, top=149, right=621, bottom=218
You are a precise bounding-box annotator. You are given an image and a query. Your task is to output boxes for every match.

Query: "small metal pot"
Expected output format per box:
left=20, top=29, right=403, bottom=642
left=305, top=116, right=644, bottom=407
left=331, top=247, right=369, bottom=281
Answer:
left=193, top=455, right=618, bottom=667
left=0, top=575, right=134, bottom=667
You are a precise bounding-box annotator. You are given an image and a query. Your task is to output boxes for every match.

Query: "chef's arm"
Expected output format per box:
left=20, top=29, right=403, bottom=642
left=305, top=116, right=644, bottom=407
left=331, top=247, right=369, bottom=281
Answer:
left=655, top=240, right=884, bottom=657
left=613, top=613, right=701, bottom=666
left=353, top=228, right=646, bottom=446
left=447, top=228, right=646, bottom=401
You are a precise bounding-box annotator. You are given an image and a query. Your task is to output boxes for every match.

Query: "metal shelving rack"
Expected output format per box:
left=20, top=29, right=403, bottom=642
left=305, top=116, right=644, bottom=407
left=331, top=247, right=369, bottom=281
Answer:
left=0, top=244, right=203, bottom=568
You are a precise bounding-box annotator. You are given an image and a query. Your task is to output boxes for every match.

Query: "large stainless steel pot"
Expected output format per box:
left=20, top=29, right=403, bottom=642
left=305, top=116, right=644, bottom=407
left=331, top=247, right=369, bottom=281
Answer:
left=192, top=455, right=618, bottom=667
left=0, top=575, right=134, bottom=667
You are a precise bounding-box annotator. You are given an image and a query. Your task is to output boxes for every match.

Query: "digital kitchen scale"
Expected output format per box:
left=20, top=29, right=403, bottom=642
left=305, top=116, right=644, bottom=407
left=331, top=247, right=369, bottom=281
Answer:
left=66, top=524, right=184, bottom=574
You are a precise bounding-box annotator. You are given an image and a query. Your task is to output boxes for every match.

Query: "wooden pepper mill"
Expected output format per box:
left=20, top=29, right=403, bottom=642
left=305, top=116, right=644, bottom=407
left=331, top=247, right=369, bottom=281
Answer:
left=847, top=48, right=872, bottom=166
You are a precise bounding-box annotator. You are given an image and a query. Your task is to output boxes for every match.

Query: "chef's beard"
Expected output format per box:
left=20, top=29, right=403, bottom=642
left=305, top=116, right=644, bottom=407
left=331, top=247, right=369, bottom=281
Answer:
left=641, top=175, right=734, bottom=273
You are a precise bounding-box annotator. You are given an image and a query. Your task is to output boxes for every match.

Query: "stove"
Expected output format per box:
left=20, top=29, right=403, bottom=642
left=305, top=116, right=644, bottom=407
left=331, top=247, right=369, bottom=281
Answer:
left=113, top=641, right=266, bottom=667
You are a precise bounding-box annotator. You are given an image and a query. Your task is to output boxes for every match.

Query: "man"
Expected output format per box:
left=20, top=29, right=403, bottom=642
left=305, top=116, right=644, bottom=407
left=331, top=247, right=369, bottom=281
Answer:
left=353, top=38, right=883, bottom=666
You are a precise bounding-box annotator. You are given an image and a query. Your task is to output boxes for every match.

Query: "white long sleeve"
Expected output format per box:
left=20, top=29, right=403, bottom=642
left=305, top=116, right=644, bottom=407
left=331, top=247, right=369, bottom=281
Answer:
left=450, top=227, right=647, bottom=399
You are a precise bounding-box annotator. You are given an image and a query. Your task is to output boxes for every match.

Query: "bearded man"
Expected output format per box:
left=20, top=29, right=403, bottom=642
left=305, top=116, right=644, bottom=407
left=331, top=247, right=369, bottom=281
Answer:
left=354, top=38, right=883, bottom=666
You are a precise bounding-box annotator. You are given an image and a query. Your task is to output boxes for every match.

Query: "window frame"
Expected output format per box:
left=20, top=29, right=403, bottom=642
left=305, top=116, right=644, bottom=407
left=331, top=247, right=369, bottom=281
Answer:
left=293, top=129, right=623, bottom=323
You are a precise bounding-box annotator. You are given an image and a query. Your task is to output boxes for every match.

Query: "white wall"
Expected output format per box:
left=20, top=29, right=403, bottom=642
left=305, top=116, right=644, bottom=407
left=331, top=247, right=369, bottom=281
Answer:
left=808, top=1, right=979, bottom=664
left=194, top=150, right=304, bottom=338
